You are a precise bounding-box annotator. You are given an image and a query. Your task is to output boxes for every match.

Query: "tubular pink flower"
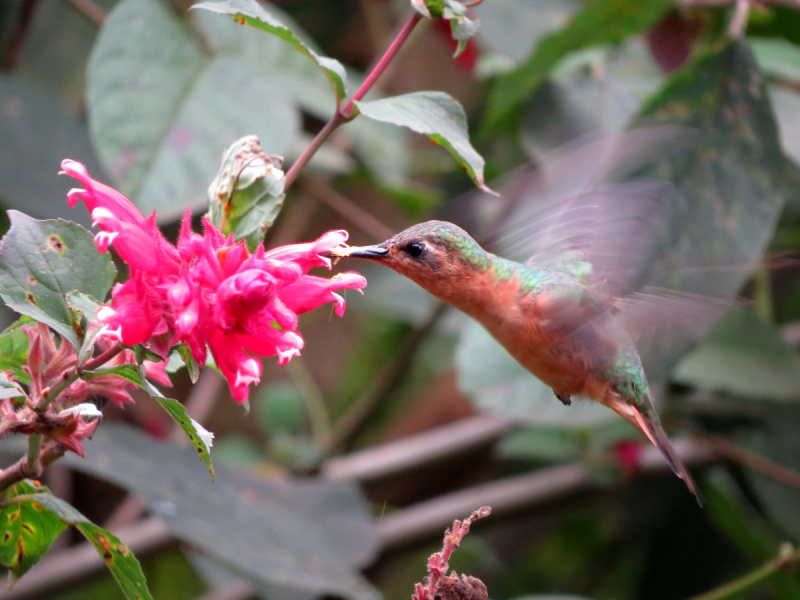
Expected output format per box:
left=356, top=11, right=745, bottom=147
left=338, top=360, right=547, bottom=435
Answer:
left=61, top=159, right=145, bottom=225
left=280, top=272, right=368, bottom=317
left=264, top=230, right=349, bottom=271
left=91, top=208, right=160, bottom=272
left=61, top=160, right=368, bottom=404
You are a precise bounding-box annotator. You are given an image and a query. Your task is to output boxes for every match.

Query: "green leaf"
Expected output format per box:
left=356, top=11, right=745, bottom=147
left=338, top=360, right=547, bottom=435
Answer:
left=137, top=365, right=214, bottom=482
left=87, top=0, right=299, bottom=221
left=0, top=482, right=67, bottom=587
left=750, top=37, right=800, bottom=83
left=0, top=212, right=116, bottom=348
left=475, top=0, right=580, bottom=65
left=673, top=307, right=800, bottom=401
left=771, top=86, right=800, bottom=165
left=67, top=291, right=105, bottom=364
left=739, top=405, right=800, bottom=543
left=66, top=424, right=379, bottom=600
left=82, top=363, right=143, bottom=388
left=0, top=324, right=28, bottom=385
left=521, top=40, right=663, bottom=156
left=207, top=135, right=285, bottom=250
left=631, top=39, right=786, bottom=377
left=455, top=318, right=615, bottom=428
left=355, top=92, right=494, bottom=193
left=484, top=0, right=673, bottom=129
left=192, top=0, right=347, bottom=107
left=0, top=76, right=102, bottom=226
left=177, top=345, right=200, bottom=383
left=27, top=492, right=154, bottom=600
left=0, top=372, right=25, bottom=400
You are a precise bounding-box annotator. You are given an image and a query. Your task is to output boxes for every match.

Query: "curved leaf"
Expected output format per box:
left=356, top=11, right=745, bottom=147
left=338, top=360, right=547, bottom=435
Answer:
left=30, top=492, right=154, bottom=600
left=0, top=482, right=67, bottom=587
left=192, top=0, right=347, bottom=106
left=355, top=92, right=493, bottom=193
left=67, top=424, right=379, bottom=600
left=87, top=0, right=299, bottom=221
left=0, top=212, right=116, bottom=348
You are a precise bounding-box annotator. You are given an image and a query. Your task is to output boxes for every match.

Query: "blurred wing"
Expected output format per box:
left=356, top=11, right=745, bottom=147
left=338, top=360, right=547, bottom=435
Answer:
left=614, top=286, right=735, bottom=379
left=492, top=126, right=696, bottom=296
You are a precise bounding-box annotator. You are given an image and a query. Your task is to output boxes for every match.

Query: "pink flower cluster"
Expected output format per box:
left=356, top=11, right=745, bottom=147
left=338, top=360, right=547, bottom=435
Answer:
left=61, top=160, right=366, bottom=403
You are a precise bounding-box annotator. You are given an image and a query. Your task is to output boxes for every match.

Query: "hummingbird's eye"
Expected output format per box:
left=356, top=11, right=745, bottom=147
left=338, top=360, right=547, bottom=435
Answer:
left=405, top=243, right=425, bottom=258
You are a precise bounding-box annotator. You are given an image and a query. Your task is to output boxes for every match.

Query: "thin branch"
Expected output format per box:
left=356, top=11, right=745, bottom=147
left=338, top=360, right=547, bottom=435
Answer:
left=691, top=430, right=800, bottom=490
left=322, top=414, right=512, bottom=481
left=0, top=442, right=65, bottom=494
left=324, top=302, right=449, bottom=454
left=377, top=436, right=717, bottom=548
left=300, top=178, right=396, bottom=242
left=283, top=11, right=423, bottom=190
left=67, top=0, right=106, bottom=26
left=286, top=357, right=332, bottom=449
left=690, top=543, right=800, bottom=600
left=729, top=0, right=751, bottom=37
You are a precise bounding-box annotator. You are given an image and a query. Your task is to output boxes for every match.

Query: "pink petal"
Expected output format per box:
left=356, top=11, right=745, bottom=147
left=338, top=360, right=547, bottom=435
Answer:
left=279, top=272, right=367, bottom=317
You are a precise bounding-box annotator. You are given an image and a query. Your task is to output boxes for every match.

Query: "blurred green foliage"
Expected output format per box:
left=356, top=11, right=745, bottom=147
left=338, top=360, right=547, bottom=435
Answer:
left=2, top=0, right=800, bottom=599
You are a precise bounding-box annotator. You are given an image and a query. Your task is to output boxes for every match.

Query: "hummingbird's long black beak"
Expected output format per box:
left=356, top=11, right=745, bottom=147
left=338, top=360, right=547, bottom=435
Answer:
left=345, top=245, right=389, bottom=259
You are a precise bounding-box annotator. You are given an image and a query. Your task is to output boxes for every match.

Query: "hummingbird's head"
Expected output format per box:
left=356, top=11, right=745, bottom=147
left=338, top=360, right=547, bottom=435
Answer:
left=337, top=220, right=488, bottom=290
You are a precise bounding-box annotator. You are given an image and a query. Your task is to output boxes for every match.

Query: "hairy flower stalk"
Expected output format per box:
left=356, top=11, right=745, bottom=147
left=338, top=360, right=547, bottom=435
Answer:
left=61, top=160, right=366, bottom=403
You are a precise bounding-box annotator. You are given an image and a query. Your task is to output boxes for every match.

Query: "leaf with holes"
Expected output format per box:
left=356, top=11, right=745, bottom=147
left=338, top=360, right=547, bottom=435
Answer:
left=206, top=135, right=285, bottom=251
left=355, top=92, right=494, bottom=193
left=484, top=0, right=673, bottom=130
left=0, top=212, right=116, bottom=348
left=193, top=0, right=347, bottom=106
left=27, top=492, right=153, bottom=600
left=138, top=365, right=215, bottom=482
left=0, top=482, right=67, bottom=587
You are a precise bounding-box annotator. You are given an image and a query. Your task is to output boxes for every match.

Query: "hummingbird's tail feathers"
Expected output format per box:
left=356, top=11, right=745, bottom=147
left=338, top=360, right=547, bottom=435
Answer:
left=630, top=403, right=703, bottom=506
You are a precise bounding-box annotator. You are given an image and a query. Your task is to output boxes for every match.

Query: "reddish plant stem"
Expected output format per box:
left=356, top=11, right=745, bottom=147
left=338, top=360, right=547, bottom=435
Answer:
left=283, top=11, right=423, bottom=190
left=0, top=441, right=66, bottom=494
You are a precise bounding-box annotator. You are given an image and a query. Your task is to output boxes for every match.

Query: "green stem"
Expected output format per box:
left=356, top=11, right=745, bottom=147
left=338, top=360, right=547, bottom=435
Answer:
left=282, top=11, right=422, bottom=190
left=26, top=434, right=41, bottom=476
left=286, top=359, right=332, bottom=450
left=690, top=544, right=800, bottom=600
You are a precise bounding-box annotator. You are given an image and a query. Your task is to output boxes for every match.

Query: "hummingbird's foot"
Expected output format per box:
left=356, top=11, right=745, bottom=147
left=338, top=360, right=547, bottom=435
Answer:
left=556, top=393, right=572, bottom=406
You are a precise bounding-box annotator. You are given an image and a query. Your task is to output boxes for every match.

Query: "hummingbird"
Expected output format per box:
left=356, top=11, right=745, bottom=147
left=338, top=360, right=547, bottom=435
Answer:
left=334, top=130, right=728, bottom=505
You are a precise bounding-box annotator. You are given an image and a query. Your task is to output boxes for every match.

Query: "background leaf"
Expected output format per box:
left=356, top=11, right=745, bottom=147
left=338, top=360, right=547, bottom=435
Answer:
left=66, top=424, right=379, bottom=600
left=673, top=307, right=800, bottom=401
left=87, top=0, right=298, bottom=222
left=484, top=0, right=673, bottom=128
left=0, top=212, right=116, bottom=348
left=192, top=0, right=347, bottom=106
left=355, top=91, right=492, bottom=193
